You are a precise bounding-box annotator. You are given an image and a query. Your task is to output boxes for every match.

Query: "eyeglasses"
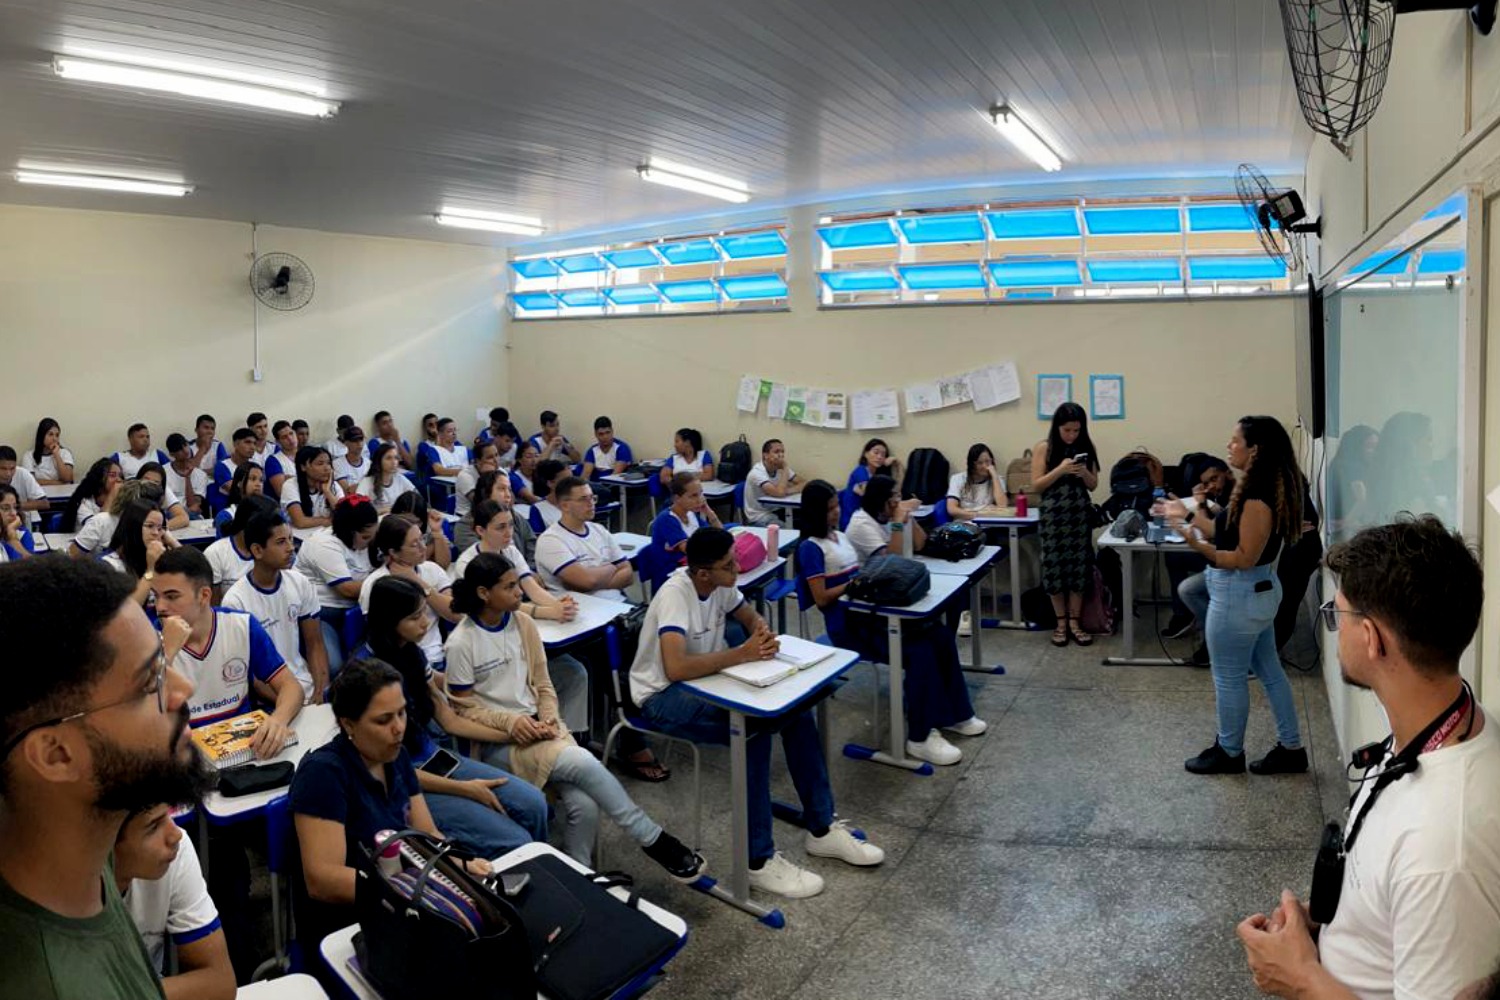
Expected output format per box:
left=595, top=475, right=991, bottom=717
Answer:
left=1318, top=600, right=1366, bottom=632
left=2, top=648, right=168, bottom=758
left=565, top=494, right=597, bottom=505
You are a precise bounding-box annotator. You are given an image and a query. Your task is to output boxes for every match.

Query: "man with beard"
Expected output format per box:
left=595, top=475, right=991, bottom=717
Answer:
left=0, top=557, right=214, bottom=999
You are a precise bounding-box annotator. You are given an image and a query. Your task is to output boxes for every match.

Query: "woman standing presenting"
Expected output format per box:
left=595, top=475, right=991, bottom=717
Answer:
left=1158, top=415, right=1306, bottom=776
left=1030, top=402, right=1100, bottom=647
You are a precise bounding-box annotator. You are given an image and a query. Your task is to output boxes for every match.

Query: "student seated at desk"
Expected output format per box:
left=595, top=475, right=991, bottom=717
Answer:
left=205, top=495, right=278, bottom=601
left=847, top=438, right=903, bottom=498
left=530, top=409, right=582, bottom=465
left=796, top=481, right=984, bottom=767
left=631, top=527, right=885, bottom=897
left=581, top=416, right=633, bottom=482
left=358, top=513, right=458, bottom=670
left=535, top=476, right=634, bottom=602
left=475, top=407, right=517, bottom=464
left=70, top=478, right=151, bottom=559
left=390, top=491, right=452, bottom=572
left=324, top=415, right=356, bottom=457
left=446, top=554, right=705, bottom=878
left=222, top=510, right=330, bottom=704
left=113, top=803, right=235, bottom=1000
left=246, top=412, right=276, bottom=467
left=0, top=445, right=47, bottom=529
left=21, top=417, right=74, bottom=485
left=297, top=497, right=378, bottom=677
left=263, top=420, right=300, bottom=497
left=457, top=469, right=535, bottom=561
left=368, top=410, right=415, bottom=471
left=0, top=484, right=36, bottom=562
left=650, top=472, right=722, bottom=582
left=946, top=443, right=1009, bottom=520
left=846, top=474, right=926, bottom=563
left=135, top=463, right=190, bottom=530
left=217, top=461, right=266, bottom=533
left=188, top=413, right=226, bottom=476
left=102, top=498, right=181, bottom=610
left=60, top=457, right=123, bottom=533
left=357, top=442, right=418, bottom=515
left=165, top=434, right=210, bottom=520
left=292, top=418, right=311, bottom=451
left=531, top=459, right=569, bottom=530
left=213, top=428, right=261, bottom=506
left=660, top=427, right=713, bottom=486
left=114, top=423, right=171, bottom=480
left=455, top=440, right=501, bottom=523
left=744, top=438, right=802, bottom=526
left=417, top=417, right=469, bottom=479
left=331, top=426, right=371, bottom=493
left=509, top=440, right=541, bottom=504
left=417, top=412, right=439, bottom=456
left=279, top=446, right=346, bottom=538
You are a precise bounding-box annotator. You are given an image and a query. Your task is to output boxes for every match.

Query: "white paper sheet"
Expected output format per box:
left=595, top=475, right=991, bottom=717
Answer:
left=938, top=375, right=973, bottom=407
left=767, top=383, right=789, bottom=420
left=736, top=375, right=761, bottom=414
left=804, top=389, right=827, bottom=428
left=852, top=389, right=900, bottom=430
left=969, top=363, right=1022, bottom=411
left=1038, top=376, right=1071, bottom=418
left=823, top=391, right=848, bottom=430
left=904, top=382, right=943, bottom=413
left=785, top=387, right=808, bottom=424
left=1091, top=376, right=1124, bottom=418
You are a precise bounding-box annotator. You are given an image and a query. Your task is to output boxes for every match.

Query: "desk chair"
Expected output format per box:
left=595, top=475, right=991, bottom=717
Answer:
left=839, top=489, right=858, bottom=531
left=340, top=606, right=366, bottom=658
left=732, top=481, right=746, bottom=522
left=253, top=794, right=299, bottom=980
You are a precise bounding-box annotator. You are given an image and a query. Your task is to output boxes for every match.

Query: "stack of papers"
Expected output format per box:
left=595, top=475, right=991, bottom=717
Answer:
left=722, top=635, right=836, bottom=688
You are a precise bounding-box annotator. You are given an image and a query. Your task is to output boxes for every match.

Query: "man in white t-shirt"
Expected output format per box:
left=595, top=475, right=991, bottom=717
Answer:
left=743, top=438, right=802, bottom=526
left=163, top=434, right=210, bottom=519
left=0, top=446, right=47, bottom=529
left=246, top=412, right=276, bottom=468
left=530, top=409, right=582, bottom=465
left=1238, top=516, right=1500, bottom=1000
left=418, top=417, right=470, bottom=478
left=581, top=416, right=633, bottom=482
left=113, top=423, right=171, bottom=480
left=534, top=476, right=634, bottom=602
left=222, top=510, right=329, bottom=703
left=114, top=803, right=233, bottom=995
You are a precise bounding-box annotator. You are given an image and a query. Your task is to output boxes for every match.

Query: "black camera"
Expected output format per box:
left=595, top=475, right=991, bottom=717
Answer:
left=1308, top=821, right=1345, bottom=925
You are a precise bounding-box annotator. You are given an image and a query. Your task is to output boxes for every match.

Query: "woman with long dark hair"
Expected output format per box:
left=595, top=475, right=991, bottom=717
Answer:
left=1366, top=411, right=1439, bottom=525
left=846, top=438, right=903, bottom=498
left=280, top=446, right=344, bottom=538
left=356, top=442, right=416, bottom=514
left=103, top=498, right=179, bottom=607
left=945, top=443, right=1008, bottom=520
left=1030, top=402, right=1100, bottom=647
left=61, top=457, right=122, bottom=533
left=1160, top=415, right=1306, bottom=775
left=1327, top=424, right=1378, bottom=538
left=22, top=417, right=73, bottom=485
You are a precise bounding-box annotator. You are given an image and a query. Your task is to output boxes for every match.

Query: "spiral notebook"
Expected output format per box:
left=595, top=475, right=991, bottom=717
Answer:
left=189, top=710, right=297, bottom=769
left=722, top=635, right=837, bottom=688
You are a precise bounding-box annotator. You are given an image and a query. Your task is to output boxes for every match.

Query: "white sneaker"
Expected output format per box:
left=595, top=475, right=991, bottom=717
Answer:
left=944, top=716, right=988, bottom=737
left=957, top=610, right=973, bottom=637
left=906, top=730, right=962, bottom=765
left=747, top=852, right=825, bottom=899
left=805, top=819, right=886, bottom=867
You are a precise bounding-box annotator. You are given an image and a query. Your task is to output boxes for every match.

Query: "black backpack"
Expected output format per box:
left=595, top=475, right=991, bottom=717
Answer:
left=922, top=522, right=984, bottom=561
left=901, top=448, right=950, bottom=505
left=1102, top=452, right=1161, bottom=520
left=1020, top=587, right=1056, bottom=629
left=845, top=555, right=931, bottom=606
left=717, top=435, right=752, bottom=484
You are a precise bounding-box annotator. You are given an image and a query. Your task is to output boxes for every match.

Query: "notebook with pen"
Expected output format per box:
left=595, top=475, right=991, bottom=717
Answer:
left=722, top=635, right=837, bottom=688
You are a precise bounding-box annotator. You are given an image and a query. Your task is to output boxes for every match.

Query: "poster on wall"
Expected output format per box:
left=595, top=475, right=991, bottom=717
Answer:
left=823, top=391, right=848, bottom=429
left=1037, top=374, right=1072, bottom=420
left=736, top=375, right=761, bottom=414
left=1089, top=374, right=1125, bottom=420
left=767, top=383, right=790, bottom=420
left=938, top=375, right=973, bottom=407
left=968, top=362, right=1021, bottom=411
left=852, top=389, right=900, bottom=430
left=784, top=387, right=808, bottom=424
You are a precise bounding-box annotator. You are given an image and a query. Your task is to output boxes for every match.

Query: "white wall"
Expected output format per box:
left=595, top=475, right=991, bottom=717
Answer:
left=0, top=205, right=508, bottom=463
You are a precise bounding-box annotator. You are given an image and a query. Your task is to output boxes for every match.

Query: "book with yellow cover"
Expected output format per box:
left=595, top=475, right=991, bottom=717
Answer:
left=190, top=710, right=297, bottom=769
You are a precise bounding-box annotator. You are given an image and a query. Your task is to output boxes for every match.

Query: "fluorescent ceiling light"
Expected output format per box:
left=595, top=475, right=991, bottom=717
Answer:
left=638, top=158, right=750, bottom=203
left=16, top=169, right=191, bottom=197
left=436, top=207, right=546, bottom=236
left=53, top=54, right=339, bottom=117
left=989, top=105, right=1063, bottom=173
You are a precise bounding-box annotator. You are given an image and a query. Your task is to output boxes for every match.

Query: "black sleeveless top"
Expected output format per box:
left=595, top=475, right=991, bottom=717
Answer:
left=1215, top=481, right=1283, bottom=566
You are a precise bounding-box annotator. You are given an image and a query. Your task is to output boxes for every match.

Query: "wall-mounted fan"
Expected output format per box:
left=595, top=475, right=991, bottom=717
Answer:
left=249, top=252, right=315, bottom=311
left=1279, top=1, right=1496, bottom=156
left=1235, top=164, right=1322, bottom=276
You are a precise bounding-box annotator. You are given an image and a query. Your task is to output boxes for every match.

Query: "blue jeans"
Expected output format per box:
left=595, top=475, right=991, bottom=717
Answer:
left=640, top=682, right=834, bottom=864
left=1178, top=572, right=1208, bottom=628
left=839, top=612, right=975, bottom=741
left=1204, top=566, right=1302, bottom=756
left=317, top=607, right=348, bottom=680
left=424, top=756, right=549, bottom=858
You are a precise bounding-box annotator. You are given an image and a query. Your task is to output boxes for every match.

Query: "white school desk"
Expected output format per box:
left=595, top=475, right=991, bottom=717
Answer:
left=841, top=573, right=969, bottom=774
left=600, top=471, right=656, bottom=522
left=758, top=492, right=801, bottom=513
left=612, top=531, right=651, bottom=602
left=962, top=510, right=1041, bottom=628
left=678, top=642, right=860, bottom=926
left=532, top=591, right=627, bottom=653
left=1095, top=532, right=1189, bottom=666
left=320, top=842, right=688, bottom=1000
left=916, top=545, right=1006, bottom=675
left=44, top=518, right=220, bottom=554
left=731, top=524, right=800, bottom=555
left=41, top=483, right=74, bottom=504
left=236, top=974, right=329, bottom=999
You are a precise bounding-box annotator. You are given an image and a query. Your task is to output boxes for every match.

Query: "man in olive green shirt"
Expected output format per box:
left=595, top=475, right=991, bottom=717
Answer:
left=0, top=558, right=214, bottom=999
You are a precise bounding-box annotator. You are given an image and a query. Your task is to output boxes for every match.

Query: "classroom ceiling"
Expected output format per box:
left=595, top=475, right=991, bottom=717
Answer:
left=0, top=0, right=1311, bottom=249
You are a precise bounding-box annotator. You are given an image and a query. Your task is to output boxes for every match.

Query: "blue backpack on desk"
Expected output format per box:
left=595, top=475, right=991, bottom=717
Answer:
left=846, top=554, right=931, bottom=606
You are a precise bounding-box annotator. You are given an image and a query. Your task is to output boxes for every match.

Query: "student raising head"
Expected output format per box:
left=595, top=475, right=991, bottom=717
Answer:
left=280, top=446, right=345, bottom=539
left=189, top=414, right=226, bottom=474
left=265, top=420, right=300, bottom=496
left=357, top=441, right=417, bottom=514
left=357, top=513, right=458, bottom=669
left=661, top=427, right=713, bottom=486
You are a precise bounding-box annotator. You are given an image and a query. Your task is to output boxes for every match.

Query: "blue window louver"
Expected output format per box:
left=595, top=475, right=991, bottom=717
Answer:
left=602, top=247, right=661, bottom=269
left=511, top=291, right=560, bottom=312
left=1422, top=192, right=1466, bottom=221
left=1187, top=257, right=1288, bottom=281
left=894, top=213, right=987, bottom=245
left=1417, top=248, right=1465, bottom=274
left=818, top=220, right=899, bottom=249
left=820, top=269, right=900, bottom=292
left=558, top=289, right=605, bottom=308
left=556, top=253, right=605, bottom=274
left=897, top=263, right=987, bottom=290
left=657, top=279, right=719, bottom=303
left=510, top=258, right=559, bottom=279
left=718, top=274, right=787, bottom=301
left=658, top=240, right=719, bottom=265
left=985, top=209, right=1081, bottom=239
left=1349, top=253, right=1410, bottom=277
left=603, top=284, right=662, bottom=306
left=1084, top=207, right=1181, bottom=235
left=1005, top=291, right=1056, bottom=300
left=718, top=232, right=787, bottom=259
left=1086, top=259, right=1181, bottom=283
left=1187, top=205, right=1256, bottom=232
left=988, top=259, right=1083, bottom=288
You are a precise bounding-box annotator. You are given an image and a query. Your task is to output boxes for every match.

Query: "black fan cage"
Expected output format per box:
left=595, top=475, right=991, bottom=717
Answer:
left=1234, top=164, right=1303, bottom=273
left=1279, top=0, right=1397, bottom=155
left=250, top=253, right=315, bottom=311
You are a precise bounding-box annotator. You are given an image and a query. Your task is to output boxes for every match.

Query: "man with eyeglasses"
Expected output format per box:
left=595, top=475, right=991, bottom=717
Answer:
left=1237, top=515, right=1500, bottom=1000
left=0, top=557, right=214, bottom=999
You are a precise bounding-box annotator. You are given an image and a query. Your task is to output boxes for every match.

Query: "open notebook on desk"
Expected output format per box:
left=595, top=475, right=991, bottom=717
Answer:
left=722, top=634, right=837, bottom=688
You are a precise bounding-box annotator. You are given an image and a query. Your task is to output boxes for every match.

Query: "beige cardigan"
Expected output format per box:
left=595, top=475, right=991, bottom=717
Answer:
left=447, top=610, right=576, bottom=787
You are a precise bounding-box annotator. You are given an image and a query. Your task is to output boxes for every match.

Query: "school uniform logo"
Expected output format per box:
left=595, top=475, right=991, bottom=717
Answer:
left=221, top=657, right=249, bottom=684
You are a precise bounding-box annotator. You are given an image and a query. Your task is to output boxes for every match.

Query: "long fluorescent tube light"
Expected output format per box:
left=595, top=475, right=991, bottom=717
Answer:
left=53, top=55, right=339, bottom=117
left=637, top=158, right=750, bottom=203
left=16, top=169, right=192, bottom=197
left=436, top=207, right=546, bottom=236
left=989, top=105, right=1063, bottom=173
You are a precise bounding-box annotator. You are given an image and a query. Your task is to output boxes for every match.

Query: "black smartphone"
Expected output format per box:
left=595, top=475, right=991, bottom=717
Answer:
left=419, top=748, right=461, bottom=778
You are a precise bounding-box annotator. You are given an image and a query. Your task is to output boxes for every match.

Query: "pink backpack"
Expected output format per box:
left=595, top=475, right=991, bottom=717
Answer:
left=732, top=532, right=768, bottom=573
left=1077, top=566, right=1115, bottom=636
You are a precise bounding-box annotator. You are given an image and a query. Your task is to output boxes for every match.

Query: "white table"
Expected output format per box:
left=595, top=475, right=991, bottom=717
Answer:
left=531, top=591, right=626, bottom=652
left=236, top=974, right=329, bottom=999
left=600, top=471, right=656, bottom=523
left=841, top=573, right=969, bottom=774
left=1096, top=532, right=1189, bottom=666
left=916, top=544, right=1006, bottom=675
left=41, top=483, right=74, bottom=503
left=680, top=642, right=860, bottom=926
left=613, top=531, right=651, bottom=602
left=319, top=842, right=688, bottom=998
left=758, top=492, right=802, bottom=511
left=45, top=518, right=221, bottom=555
left=964, top=510, right=1041, bottom=628
left=730, top=524, right=799, bottom=555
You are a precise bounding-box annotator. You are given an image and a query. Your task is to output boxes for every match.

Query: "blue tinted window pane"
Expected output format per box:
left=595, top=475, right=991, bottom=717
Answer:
left=601, top=248, right=661, bottom=269
left=818, top=220, right=898, bottom=248
left=658, top=240, right=719, bottom=265
left=1187, top=205, right=1256, bottom=232
left=510, top=258, right=559, bottom=279
left=1188, top=257, right=1288, bottom=280
left=985, top=210, right=1080, bottom=239
left=556, top=253, right=605, bottom=273
left=1084, top=207, right=1181, bottom=235
left=603, top=284, right=662, bottom=305
left=718, top=274, right=787, bottom=301
left=718, top=232, right=787, bottom=259
left=559, top=289, right=604, bottom=308
left=1086, top=259, right=1181, bottom=283
left=897, top=263, right=987, bottom=290
left=987, top=260, right=1082, bottom=287
left=1005, top=290, right=1056, bottom=300
left=1422, top=192, right=1466, bottom=220
left=895, top=213, right=987, bottom=244
left=1349, top=254, right=1409, bottom=277
left=511, top=292, right=559, bottom=312
left=820, top=269, right=900, bottom=292
left=657, top=279, right=719, bottom=303
left=1418, top=248, right=1465, bottom=274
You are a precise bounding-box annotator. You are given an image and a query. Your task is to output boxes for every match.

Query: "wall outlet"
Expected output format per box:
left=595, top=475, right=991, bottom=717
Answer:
left=251, top=367, right=263, bottom=383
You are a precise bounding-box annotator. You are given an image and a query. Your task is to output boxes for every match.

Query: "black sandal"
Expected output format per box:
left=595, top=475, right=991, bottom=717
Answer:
left=620, top=752, right=672, bottom=783
left=1051, top=620, right=1068, bottom=647
left=1068, top=618, right=1094, bottom=647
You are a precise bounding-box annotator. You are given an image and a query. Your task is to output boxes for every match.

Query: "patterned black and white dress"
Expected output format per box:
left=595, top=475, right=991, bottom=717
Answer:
left=1039, top=462, right=1094, bottom=595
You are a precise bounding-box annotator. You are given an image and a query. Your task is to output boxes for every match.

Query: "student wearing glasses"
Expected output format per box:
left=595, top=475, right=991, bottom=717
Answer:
left=0, top=484, right=35, bottom=563
left=357, top=513, right=459, bottom=671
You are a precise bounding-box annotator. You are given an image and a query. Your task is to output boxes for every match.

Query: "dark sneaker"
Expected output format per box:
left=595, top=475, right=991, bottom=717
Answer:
left=1163, top=613, right=1196, bottom=640
left=1190, top=645, right=1210, bottom=667
left=1249, top=744, right=1309, bottom=776
left=1185, top=741, right=1246, bottom=775
left=643, top=831, right=706, bottom=883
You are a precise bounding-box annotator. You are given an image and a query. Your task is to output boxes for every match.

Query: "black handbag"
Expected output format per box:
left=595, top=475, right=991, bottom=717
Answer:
left=922, top=522, right=984, bottom=561
left=845, top=554, right=932, bottom=606
left=216, top=761, right=293, bottom=797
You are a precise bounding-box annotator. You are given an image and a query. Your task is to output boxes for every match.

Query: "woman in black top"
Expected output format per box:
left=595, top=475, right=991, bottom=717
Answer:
left=1029, top=403, right=1101, bottom=647
left=1159, top=416, right=1306, bottom=776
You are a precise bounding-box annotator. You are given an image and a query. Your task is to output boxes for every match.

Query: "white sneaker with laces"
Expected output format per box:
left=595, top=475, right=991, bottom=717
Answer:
left=943, top=716, right=988, bottom=737
left=957, top=610, right=973, bottom=637
left=747, top=852, right=825, bottom=898
left=905, top=730, right=962, bottom=765
left=805, top=820, right=885, bottom=867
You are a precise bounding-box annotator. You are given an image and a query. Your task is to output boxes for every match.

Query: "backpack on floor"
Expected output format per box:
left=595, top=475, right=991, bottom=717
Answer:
left=1007, top=450, right=1039, bottom=508
left=922, top=521, right=984, bottom=562
left=845, top=555, right=931, bottom=606
left=901, top=448, right=950, bottom=506
left=717, top=435, right=752, bottom=485
left=1020, top=587, right=1056, bottom=629
left=1077, top=566, right=1115, bottom=636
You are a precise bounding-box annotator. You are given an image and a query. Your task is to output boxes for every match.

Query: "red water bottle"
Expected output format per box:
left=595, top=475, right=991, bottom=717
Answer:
left=766, top=523, right=779, bottom=564
left=1015, top=493, right=1028, bottom=517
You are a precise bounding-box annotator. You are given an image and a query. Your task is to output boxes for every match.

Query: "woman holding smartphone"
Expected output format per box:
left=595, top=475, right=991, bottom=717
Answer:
left=1030, top=403, right=1101, bottom=646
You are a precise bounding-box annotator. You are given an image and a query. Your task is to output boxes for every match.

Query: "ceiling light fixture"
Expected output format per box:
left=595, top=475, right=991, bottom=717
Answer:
left=53, top=54, right=339, bottom=117
left=15, top=169, right=192, bottom=197
left=989, top=105, right=1063, bottom=173
left=435, top=207, right=546, bottom=236
left=637, top=158, right=750, bottom=203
